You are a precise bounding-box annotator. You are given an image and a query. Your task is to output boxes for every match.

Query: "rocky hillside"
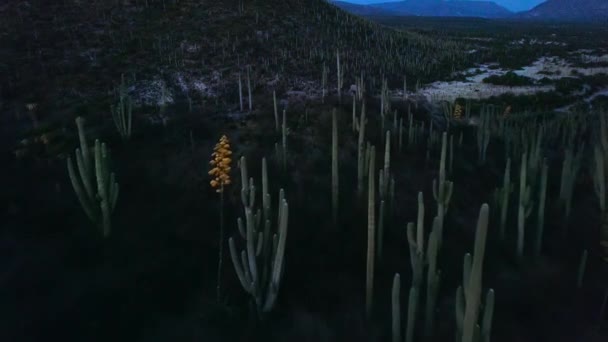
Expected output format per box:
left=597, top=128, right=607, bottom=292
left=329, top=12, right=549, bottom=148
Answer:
left=0, top=0, right=471, bottom=132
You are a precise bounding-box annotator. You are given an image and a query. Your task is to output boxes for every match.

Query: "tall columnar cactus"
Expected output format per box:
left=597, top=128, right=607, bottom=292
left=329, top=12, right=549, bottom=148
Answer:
left=357, top=101, right=368, bottom=197
left=456, top=204, right=494, bottom=342
left=559, top=145, right=584, bottom=226
left=408, top=193, right=426, bottom=287
left=433, top=132, right=453, bottom=251
left=425, top=218, right=441, bottom=337
left=404, top=193, right=424, bottom=342
left=526, top=126, right=544, bottom=190
left=366, top=145, right=376, bottom=319
left=336, top=49, right=343, bottom=103
left=67, top=117, right=119, bottom=237
left=517, top=152, right=533, bottom=260
left=322, top=62, right=328, bottom=103
left=273, top=90, right=279, bottom=132
left=577, top=249, right=588, bottom=289
left=238, top=72, right=244, bottom=112
left=332, top=108, right=339, bottom=224
left=352, top=96, right=357, bottom=133
left=495, top=158, right=512, bottom=241
left=477, top=107, right=491, bottom=165
left=229, top=156, right=289, bottom=316
left=593, top=140, right=608, bottom=259
left=282, top=109, right=287, bottom=171
left=247, top=66, right=252, bottom=112
left=378, top=130, right=391, bottom=259
left=534, top=160, right=548, bottom=259
left=392, top=273, right=401, bottom=342
left=111, top=74, right=132, bottom=141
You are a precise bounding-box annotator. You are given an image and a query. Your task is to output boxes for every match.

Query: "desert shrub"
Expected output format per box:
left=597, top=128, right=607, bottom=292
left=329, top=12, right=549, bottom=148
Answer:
left=555, top=77, right=585, bottom=94
left=483, top=71, right=535, bottom=86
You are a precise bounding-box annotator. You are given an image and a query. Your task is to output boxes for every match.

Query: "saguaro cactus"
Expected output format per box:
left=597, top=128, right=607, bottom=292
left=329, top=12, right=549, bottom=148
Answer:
left=67, top=117, right=119, bottom=237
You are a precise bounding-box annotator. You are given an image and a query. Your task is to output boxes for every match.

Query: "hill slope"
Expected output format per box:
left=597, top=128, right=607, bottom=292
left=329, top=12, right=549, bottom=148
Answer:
left=331, top=0, right=401, bottom=15
left=518, top=0, right=608, bottom=21
left=371, top=0, right=513, bottom=18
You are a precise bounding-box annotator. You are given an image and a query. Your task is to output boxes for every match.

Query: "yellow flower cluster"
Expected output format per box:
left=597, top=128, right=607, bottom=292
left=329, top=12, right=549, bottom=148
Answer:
left=209, top=135, right=232, bottom=193
left=453, top=104, right=462, bottom=120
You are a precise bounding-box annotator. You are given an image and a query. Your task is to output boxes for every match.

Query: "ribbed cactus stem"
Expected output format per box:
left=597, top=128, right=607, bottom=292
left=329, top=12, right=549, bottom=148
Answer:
left=425, top=218, right=441, bottom=337
left=406, top=286, right=418, bottom=342
left=238, top=72, right=243, bottom=112
left=247, top=66, right=252, bottom=112
left=461, top=204, right=490, bottom=342
left=273, top=90, right=279, bottom=132
left=357, top=101, right=367, bottom=197
left=577, top=249, right=588, bottom=289
left=332, top=108, right=339, bottom=224
left=433, top=132, right=453, bottom=251
left=517, top=152, right=533, bottom=260
left=282, top=109, right=287, bottom=171
left=498, top=158, right=511, bottom=241
left=392, top=274, right=401, bottom=342
left=366, top=145, right=376, bottom=319
left=534, top=160, right=548, bottom=259
left=481, top=289, right=495, bottom=342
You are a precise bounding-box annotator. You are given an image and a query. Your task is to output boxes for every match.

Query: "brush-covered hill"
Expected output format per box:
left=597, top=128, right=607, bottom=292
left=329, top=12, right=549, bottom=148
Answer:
left=0, top=0, right=471, bottom=129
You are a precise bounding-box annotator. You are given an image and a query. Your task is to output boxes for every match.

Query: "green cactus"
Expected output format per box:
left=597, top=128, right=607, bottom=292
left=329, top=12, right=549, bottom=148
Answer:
left=111, top=74, right=132, bottom=141
left=357, top=101, right=368, bottom=197
left=67, top=117, right=119, bottom=237
left=517, top=153, right=534, bottom=260
left=366, top=145, right=376, bottom=319
left=577, top=249, right=588, bottom=289
left=534, top=160, right=548, bottom=259
left=229, top=156, right=289, bottom=316
left=392, top=273, right=401, bottom=342
left=378, top=131, right=391, bottom=259
left=332, top=108, right=339, bottom=224
left=457, top=204, right=494, bottom=342
left=425, top=219, right=441, bottom=337
left=433, top=132, right=454, bottom=251
left=496, top=158, right=512, bottom=241
left=407, top=285, right=419, bottom=342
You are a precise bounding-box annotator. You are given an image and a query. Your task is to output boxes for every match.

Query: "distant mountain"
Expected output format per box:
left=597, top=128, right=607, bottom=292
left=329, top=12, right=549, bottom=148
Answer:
left=331, top=1, right=400, bottom=16
left=370, top=0, right=513, bottom=18
left=517, top=0, right=608, bottom=22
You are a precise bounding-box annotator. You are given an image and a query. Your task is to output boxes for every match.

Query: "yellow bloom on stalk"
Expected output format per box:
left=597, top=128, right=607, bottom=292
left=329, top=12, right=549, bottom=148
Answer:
left=453, top=103, right=463, bottom=120
left=209, top=135, right=232, bottom=193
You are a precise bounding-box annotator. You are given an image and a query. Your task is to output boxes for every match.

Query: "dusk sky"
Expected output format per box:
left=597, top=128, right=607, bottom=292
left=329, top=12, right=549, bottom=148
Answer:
left=341, top=0, right=547, bottom=12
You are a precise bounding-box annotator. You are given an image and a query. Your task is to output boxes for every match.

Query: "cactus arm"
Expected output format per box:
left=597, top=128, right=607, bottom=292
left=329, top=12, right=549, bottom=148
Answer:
left=229, top=237, right=252, bottom=293
left=481, top=289, right=495, bottom=342
left=67, top=156, right=97, bottom=222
